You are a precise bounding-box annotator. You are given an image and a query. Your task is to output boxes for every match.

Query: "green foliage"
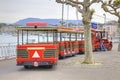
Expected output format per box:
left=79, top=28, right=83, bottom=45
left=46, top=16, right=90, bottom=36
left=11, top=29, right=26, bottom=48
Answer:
left=90, top=9, right=95, bottom=15
left=114, top=0, right=120, bottom=6
left=0, top=23, right=7, bottom=27
left=101, top=0, right=120, bottom=16
left=109, top=0, right=112, bottom=4
left=82, top=62, right=90, bottom=64
left=102, top=3, right=108, bottom=12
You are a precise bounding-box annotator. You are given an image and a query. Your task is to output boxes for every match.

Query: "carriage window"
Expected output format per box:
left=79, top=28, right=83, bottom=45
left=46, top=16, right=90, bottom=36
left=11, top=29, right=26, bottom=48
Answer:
left=47, top=31, right=54, bottom=42
left=28, top=31, right=40, bottom=43
left=62, top=33, right=69, bottom=41
left=77, top=33, right=84, bottom=40
left=91, top=32, right=94, bottom=38
left=71, top=34, right=76, bottom=41
left=57, top=32, right=66, bottom=42
left=18, top=30, right=56, bottom=45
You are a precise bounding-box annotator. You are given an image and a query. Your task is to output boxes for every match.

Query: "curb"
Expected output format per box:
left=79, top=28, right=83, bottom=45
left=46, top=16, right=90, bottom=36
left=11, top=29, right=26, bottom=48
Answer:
left=0, top=56, right=16, bottom=61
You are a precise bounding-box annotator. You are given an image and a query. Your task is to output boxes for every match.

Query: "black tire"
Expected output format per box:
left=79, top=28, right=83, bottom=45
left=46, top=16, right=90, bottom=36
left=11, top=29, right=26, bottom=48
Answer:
left=96, top=48, right=101, bottom=51
left=24, top=65, right=29, bottom=69
left=59, top=55, right=65, bottom=59
left=24, top=65, right=32, bottom=69
left=47, top=65, right=53, bottom=68
left=78, top=51, right=84, bottom=54
left=72, top=54, right=75, bottom=56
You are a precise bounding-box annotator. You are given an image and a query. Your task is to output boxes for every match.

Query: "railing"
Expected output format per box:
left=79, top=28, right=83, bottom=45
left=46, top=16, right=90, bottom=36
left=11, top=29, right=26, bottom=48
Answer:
left=0, top=43, right=16, bottom=60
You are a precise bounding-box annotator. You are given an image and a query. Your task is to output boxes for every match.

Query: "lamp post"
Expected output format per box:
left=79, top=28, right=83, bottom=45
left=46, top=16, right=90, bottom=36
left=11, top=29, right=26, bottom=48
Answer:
left=76, top=0, right=79, bottom=28
left=103, top=14, right=106, bottom=29
left=61, top=2, right=64, bottom=26
left=103, top=13, right=108, bottom=39
left=67, top=5, right=69, bottom=27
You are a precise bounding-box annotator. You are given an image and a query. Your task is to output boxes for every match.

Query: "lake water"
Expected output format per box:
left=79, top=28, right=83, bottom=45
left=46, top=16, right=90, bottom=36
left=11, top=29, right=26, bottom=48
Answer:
left=0, top=33, right=17, bottom=58
left=0, top=33, right=17, bottom=46
left=0, top=33, right=57, bottom=46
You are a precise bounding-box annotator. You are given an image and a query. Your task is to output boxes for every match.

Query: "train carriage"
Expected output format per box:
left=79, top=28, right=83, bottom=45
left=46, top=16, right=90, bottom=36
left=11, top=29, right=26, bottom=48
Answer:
left=16, top=22, right=83, bottom=68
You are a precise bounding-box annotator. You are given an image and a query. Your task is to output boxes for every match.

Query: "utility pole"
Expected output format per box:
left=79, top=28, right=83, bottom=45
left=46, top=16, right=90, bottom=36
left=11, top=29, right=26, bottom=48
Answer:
left=103, top=14, right=106, bottom=29
left=61, top=3, right=64, bottom=26
left=67, top=5, right=69, bottom=27
left=76, top=0, right=79, bottom=28
left=103, top=13, right=108, bottom=39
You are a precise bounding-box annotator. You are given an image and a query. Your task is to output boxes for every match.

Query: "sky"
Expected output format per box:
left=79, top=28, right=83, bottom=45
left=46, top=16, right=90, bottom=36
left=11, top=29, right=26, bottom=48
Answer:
left=0, top=0, right=118, bottom=23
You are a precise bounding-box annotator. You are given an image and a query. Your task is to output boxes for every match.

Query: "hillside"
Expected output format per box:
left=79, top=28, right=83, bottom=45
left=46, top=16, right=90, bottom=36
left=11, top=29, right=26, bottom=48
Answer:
left=15, top=18, right=82, bottom=25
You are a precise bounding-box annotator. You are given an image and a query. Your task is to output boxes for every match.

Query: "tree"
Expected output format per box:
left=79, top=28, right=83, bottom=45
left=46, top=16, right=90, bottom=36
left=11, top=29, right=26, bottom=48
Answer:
left=101, top=0, right=120, bottom=51
left=0, top=23, right=7, bottom=33
left=56, top=0, right=101, bottom=64
left=0, top=23, right=7, bottom=27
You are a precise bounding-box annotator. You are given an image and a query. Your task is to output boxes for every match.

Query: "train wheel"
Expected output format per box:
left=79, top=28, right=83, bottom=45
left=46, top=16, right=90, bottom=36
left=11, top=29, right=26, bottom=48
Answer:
left=72, top=53, right=75, bottom=56
left=24, top=65, right=29, bottom=69
left=61, top=55, right=65, bottom=59
left=78, top=51, right=84, bottom=54
left=96, top=48, right=101, bottom=51
left=47, top=65, right=53, bottom=68
left=24, top=65, right=32, bottom=69
left=93, top=49, right=96, bottom=52
left=59, top=55, right=65, bottom=59
left=108, top=46, right=112, bottom=51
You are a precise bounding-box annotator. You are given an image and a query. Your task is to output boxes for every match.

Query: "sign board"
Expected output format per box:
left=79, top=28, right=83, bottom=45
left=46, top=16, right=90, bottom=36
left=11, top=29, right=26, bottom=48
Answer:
left=91, top=23, right=98, bottom=29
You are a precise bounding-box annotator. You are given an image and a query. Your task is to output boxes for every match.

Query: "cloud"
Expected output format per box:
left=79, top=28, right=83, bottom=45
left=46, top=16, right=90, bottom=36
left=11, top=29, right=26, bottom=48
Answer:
left=0, top=0, right=118, bottom=23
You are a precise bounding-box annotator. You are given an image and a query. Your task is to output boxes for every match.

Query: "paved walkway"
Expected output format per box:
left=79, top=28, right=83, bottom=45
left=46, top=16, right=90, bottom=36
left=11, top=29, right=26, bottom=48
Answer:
left=0, top=43, right=120, bottom=80
left=57, top=43, right=120, bottom=80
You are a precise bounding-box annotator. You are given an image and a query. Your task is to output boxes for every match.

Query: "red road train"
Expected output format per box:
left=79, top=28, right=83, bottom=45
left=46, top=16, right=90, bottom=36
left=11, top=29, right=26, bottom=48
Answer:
left=16, top=22, right=112, bottom=68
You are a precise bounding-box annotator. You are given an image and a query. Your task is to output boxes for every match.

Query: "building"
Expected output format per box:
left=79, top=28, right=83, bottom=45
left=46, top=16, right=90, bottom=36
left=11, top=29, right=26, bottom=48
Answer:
left=103, top=21, right=118, bottom=37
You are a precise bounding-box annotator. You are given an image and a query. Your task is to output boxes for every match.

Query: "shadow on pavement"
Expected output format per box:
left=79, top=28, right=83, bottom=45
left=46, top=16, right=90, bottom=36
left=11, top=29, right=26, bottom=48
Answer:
left=17, top=65, right=57, bottom=72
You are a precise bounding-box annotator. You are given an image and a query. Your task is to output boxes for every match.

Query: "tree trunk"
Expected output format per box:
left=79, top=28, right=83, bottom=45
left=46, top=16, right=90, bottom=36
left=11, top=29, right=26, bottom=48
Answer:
left=118, top=18, right=120, bottom=52
left=83, top=23, right=94, bottom=64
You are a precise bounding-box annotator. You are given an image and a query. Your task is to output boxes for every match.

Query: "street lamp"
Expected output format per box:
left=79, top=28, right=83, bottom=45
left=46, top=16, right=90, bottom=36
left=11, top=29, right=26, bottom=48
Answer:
left=103, top=13, right=106, bottom=33
left=103, top=14, right=106, bottom=28
left=103, top=13, right=109, bottom=39
left=67, top=5, right=69, bottom=27
left=61, top=1, right=65, bottom=26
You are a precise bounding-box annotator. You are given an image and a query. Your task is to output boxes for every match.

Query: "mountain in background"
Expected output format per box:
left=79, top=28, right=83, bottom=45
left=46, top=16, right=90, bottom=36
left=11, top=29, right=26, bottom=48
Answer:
left=15, top=18, right=82, bottom=25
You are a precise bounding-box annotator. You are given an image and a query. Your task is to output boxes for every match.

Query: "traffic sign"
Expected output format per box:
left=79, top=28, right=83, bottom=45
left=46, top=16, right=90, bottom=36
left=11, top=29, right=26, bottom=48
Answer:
left=91, top=23, right=98, bottom=29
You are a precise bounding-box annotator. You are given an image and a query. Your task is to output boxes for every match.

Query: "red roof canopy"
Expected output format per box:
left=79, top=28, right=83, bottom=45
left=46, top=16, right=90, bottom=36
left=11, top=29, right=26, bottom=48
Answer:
left=26, top=22, right=47, bottom=26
